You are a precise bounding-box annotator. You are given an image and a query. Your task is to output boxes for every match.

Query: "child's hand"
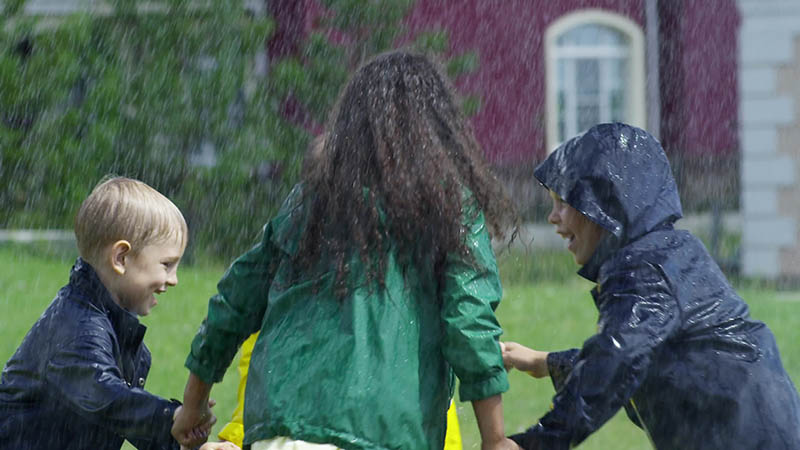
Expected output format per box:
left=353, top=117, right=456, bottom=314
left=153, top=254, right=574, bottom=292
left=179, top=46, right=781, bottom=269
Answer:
left=172, top=400, right=218, bottom=448
left=500, top=341, right=549, bottom=378
left=198, top=442, right=241, bottom=450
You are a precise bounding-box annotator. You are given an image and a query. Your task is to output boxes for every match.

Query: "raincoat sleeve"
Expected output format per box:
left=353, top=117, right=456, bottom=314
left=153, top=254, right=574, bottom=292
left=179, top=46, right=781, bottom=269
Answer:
left=440, top=202, right=509, bottom=402
left=185, top=221, right=280, bottom=385
left=546, top=349, right=580, bottom=392
left=44, top=331, right=178, bottom=450
left=511, top=262, right=681, bottom=449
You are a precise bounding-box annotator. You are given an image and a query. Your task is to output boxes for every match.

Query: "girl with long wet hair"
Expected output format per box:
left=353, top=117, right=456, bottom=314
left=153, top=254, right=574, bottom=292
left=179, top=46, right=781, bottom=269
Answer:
left=298, top=51, right=516, bottom=291
left=174, top=51, right=519, bottom=450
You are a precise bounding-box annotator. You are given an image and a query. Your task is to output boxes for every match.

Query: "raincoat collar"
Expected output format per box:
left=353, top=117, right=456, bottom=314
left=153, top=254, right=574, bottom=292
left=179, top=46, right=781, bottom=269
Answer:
left=70, top=258, right=147, bottom=348
left=577, top=222, right=675, bottom=283
left=577, top=233, right=620, bottom=282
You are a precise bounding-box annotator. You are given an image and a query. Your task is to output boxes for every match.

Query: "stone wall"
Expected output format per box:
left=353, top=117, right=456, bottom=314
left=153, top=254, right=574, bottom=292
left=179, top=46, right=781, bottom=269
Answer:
left=738, top=0, right=800, bottom=281
left=776, top=36, right=800, bottom=279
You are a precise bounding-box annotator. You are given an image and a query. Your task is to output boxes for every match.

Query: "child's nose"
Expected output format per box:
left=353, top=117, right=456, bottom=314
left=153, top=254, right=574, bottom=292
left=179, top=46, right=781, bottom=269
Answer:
left=547, top=207, right=560, bottom=225
left=167, top=272, right=178, bottom=287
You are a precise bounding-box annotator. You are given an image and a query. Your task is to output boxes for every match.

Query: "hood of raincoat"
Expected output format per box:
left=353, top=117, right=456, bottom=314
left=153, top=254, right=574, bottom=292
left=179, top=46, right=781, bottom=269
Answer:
left=534, top=123, right=683, bottom=277
left=535, top=123, right=683, bottom=242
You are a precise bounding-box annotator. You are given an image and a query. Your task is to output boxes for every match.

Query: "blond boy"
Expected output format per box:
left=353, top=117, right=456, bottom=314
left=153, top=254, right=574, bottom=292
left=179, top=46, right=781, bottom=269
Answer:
left=0, top=176, right=205, bottom=450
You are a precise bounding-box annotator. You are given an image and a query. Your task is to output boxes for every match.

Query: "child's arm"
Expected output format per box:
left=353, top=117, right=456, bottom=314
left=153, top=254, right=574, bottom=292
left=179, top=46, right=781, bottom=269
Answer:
left=439, top=202, right=515, bottom=446
left=511, top=264, right=681, bottom=448
left=184, top=212, right=284, bottom=393
left=173, top=372, right=216, bottom=448
left=472, top=395, right=521, bottom=450
left=439, top=206, right=508, bottom=403
left=44, top=332, right=180, bottom=449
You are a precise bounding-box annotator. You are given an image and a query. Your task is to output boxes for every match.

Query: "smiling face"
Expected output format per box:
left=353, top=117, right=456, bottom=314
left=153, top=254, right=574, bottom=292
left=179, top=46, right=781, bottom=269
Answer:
left=107, top=239, right=184, bottom=316
left=547, top=191, right=607, bottom=265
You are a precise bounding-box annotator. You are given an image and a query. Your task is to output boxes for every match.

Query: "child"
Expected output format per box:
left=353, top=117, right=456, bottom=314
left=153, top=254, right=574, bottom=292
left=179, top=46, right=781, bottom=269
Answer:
left=199, top=133, right=465, bottom=450
left=502, top=123, right=800, bottom=449
left=172, top=51, right=520, bottom=450
left=0, top=176, right=209, bottom=449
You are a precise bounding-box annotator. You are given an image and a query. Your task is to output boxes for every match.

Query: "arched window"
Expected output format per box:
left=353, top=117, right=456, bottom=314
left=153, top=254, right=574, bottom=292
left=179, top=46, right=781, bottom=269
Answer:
left=545, top=10, right=646, bottom=151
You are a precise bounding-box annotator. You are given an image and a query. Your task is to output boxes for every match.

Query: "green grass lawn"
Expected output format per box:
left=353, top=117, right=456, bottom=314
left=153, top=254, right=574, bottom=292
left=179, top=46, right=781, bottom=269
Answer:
left=1, top=244, right=799, bottom=449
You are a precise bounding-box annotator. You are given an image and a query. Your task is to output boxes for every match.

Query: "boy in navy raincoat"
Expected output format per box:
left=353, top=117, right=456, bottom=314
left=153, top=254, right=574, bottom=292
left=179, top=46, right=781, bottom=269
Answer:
left=502, top=123, right=800, bottom=449
left=0, top=177, right=208, bottom=450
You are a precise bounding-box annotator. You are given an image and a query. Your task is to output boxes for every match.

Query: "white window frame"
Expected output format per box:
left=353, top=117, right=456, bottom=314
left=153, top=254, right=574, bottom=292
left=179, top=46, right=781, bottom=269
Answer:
left=545, top=9, right=646, bottom=152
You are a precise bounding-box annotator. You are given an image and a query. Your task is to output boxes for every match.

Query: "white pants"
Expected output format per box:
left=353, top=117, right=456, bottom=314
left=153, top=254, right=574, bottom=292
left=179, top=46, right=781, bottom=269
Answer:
left=252, top=436, right=341, bottom=450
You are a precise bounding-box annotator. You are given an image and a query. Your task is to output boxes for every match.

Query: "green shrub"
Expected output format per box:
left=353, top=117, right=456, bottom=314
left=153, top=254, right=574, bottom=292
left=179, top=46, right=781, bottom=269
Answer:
left=2, top=1, right=479, bottom=262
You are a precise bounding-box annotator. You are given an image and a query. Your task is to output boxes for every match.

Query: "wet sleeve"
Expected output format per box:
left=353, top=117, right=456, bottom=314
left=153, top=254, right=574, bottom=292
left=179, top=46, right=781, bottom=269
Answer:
left=547, top=349, right=580, bottom=392
left=185, top=222, right=279, bottom=384
left=440, top=206, right=509, bottom=402
left=511, top=263, right=680, bottom=449
left=44, top=331, right=178, bottom=449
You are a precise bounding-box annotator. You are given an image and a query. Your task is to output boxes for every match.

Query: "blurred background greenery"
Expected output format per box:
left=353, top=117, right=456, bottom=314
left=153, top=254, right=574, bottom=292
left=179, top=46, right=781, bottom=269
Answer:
left=1, top=0, right=479, bottom=263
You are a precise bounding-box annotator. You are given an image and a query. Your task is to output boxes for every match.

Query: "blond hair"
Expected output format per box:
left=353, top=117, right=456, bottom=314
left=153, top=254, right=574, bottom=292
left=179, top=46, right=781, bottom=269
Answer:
left=74, top=176, right=188, bottom=262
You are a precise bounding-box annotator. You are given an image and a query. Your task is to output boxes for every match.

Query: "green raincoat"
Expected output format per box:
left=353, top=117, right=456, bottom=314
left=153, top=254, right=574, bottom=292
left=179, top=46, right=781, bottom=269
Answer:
left=186, top=184, right=508, bottom=449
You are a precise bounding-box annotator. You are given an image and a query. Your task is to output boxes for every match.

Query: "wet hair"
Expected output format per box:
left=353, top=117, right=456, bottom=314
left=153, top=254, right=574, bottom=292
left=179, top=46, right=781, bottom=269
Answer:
left=296, top=50, right=516, bottom=290
left=74, top=176, right=188, bottom=263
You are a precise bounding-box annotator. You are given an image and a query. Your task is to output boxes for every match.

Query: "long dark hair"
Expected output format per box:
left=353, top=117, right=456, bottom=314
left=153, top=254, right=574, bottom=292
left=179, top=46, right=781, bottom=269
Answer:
left=296, top=50, right=516, bottom=290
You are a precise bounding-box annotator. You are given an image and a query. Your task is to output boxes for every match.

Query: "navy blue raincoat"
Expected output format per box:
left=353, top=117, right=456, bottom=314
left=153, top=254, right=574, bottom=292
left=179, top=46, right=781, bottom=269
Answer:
left=511, top=123, right=800, bottom=449
left=0, top=258, right=180, bottom=450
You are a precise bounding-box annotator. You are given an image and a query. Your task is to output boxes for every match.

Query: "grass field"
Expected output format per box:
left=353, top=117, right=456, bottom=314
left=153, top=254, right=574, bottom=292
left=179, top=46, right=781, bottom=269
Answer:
left=1, top=243, right=798, bottom=449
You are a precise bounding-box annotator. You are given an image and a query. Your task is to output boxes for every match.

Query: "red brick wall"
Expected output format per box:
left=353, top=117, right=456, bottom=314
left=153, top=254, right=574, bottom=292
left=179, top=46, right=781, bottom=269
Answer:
left=405, top=0, right=739, bottom=165
left=658, top=0, right=740, bottom=157
left=405, top=1, right=644, bottom=165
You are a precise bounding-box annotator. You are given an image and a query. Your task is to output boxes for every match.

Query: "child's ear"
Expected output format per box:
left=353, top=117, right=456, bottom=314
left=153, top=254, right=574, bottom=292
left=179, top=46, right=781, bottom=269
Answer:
left=109, top=240, right=132, bottom=275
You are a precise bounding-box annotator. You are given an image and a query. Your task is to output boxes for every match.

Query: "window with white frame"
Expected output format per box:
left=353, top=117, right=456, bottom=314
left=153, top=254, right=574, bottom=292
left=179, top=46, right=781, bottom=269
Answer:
left=545, top=10, right=646, bottom=151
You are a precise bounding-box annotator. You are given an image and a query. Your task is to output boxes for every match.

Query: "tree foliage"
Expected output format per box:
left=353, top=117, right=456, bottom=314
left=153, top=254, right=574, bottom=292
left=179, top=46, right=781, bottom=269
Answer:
left=1, top=0, right=478, bottom=261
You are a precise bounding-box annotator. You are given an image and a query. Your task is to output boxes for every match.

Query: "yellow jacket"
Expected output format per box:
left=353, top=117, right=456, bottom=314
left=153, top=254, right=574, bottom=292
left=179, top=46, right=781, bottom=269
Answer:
left=218, top=333, right=463, bottom=449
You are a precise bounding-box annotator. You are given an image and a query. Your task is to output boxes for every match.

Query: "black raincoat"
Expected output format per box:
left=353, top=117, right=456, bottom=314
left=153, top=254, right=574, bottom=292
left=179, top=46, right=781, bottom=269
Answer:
left=511, top=123, right=800, bottom=449
left=0, top=258, right=179, bottom=450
